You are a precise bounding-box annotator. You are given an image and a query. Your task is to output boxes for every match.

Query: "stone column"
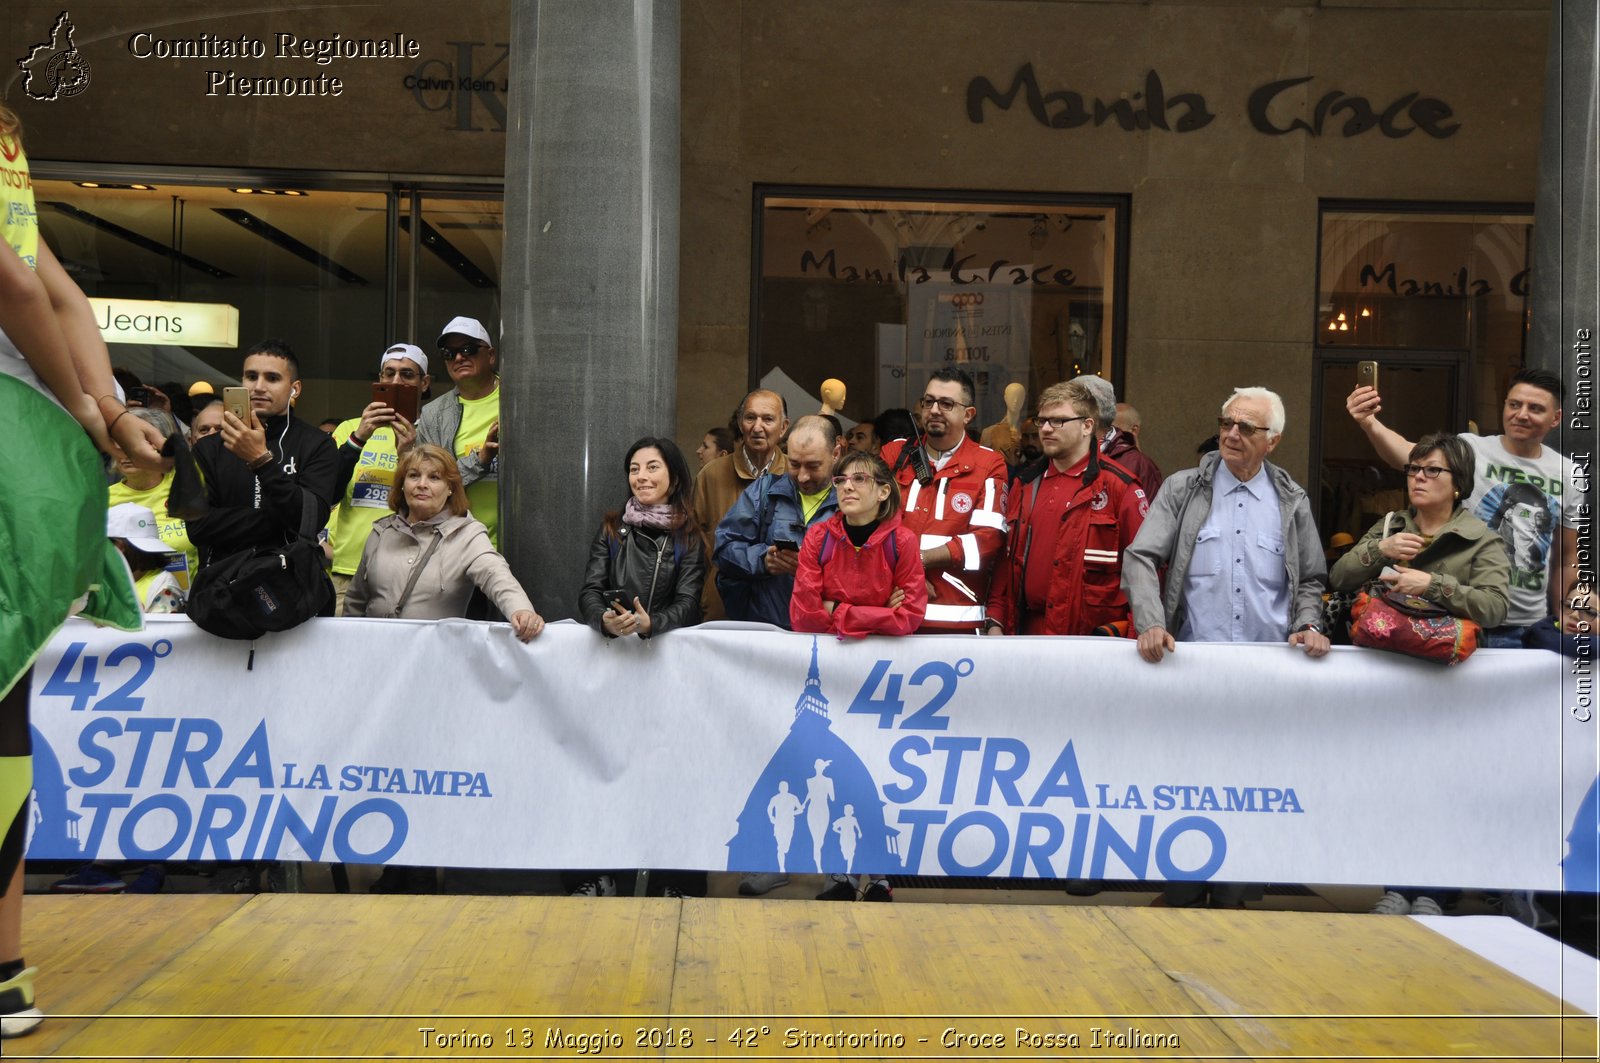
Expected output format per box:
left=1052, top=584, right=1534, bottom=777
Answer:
left=500, top=0, right=681, bottom=620
left=1529, top=0, right=1596, bottom=460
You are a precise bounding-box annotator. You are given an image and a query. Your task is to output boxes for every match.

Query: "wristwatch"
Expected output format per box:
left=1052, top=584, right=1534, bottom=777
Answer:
left=1294, top=621, right=1327, bottom=635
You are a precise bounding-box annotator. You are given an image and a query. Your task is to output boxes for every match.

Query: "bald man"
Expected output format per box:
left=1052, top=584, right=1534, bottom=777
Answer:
left=692, top=389, right=789, bottom=620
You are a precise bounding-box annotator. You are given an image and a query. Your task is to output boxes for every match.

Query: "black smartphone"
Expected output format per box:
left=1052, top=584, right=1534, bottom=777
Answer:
left=126, top=385, right=151, bottom=407
left=603, top=588, right=630, bottom=608
left=772, top=537, right=800, bottom=552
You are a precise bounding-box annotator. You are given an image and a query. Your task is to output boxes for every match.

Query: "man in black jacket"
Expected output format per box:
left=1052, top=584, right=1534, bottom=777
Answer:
left=188, top=339, right=339, bottom=574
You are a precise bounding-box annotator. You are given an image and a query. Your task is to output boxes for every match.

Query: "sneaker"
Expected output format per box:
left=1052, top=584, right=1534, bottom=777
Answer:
left=49, top=865, right=126, bottom=893
left=662, top=887, right=688, bottom=899
left=0, top=966, right=42, bottom=1039
left=570, top=875, right=617, bottom=898
left=126, top=865, right=166, bottom=894
left=738, top=872, right=789, bottom=896
left=1409, top=895, right=1444, bottom=917
left=1499, top=890, right=1557, bottom=930
left=1369, top=890, right=1412, bottom=915
left=816, top=878, right=857, bottom=901
left=861, top=880, right=893, bottom=902
left=205, top=865, right=260, bottom=894
left=1063, top=878, right=1102, bottom=896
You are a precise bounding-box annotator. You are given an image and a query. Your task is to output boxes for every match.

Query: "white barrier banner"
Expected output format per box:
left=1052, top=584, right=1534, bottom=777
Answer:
left=24, top=616, right=1596, bottom=891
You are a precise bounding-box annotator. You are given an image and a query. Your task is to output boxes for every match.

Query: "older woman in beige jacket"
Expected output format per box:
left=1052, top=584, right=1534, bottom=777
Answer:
left=345, top=444, right=543, bottom=640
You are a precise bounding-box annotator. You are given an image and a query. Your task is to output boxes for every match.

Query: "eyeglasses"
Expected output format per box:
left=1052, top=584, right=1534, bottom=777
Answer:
left=1037, top=414, right=1089, bottom=431
left=1403, top=464, right=1451, bottom=480
left=1217, top=417, right=1270, bottom=438
left=439, top=343, right=484, bottom=359
left=831, top=472, right=877, bottom=488
left=919, top=395, right=970, bottom=414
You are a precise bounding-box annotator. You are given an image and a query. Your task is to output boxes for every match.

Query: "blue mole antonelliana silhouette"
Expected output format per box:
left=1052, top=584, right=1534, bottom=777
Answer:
left=727, top=639, right=901, bottom=875
left=26, top=725, right=85, bottom=859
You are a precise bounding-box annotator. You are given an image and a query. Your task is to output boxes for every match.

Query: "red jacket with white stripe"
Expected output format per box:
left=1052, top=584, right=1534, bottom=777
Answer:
left=985, top=450, right=1149, bottom=636
left=879, top=435, right=1009, bottom=634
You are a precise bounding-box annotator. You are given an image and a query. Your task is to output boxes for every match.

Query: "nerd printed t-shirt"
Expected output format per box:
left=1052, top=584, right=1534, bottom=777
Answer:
left=327, top=418, right=400, bottom=576
left=1460, top=432, right=1579, bottom=626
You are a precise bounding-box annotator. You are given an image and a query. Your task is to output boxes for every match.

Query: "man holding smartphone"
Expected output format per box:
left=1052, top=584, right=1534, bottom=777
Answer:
left=325, top=343, right=427, bottom=613
left=188, top=338, right=340, bottom=575
left=714, top=415, right=844, bottom=628
left=1347, top=366, right=1581, bottom=646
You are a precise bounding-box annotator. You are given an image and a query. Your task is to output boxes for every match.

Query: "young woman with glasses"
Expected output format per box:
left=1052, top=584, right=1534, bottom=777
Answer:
left=789, top=452, right=926, bottom=638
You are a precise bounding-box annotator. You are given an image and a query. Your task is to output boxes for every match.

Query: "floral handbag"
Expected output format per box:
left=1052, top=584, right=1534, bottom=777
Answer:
left=1347, top=513, right=1480, bottom=664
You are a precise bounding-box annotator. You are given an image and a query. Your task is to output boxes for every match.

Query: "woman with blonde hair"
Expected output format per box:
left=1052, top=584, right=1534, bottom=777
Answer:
left=345, top=444, right=543, bottom=637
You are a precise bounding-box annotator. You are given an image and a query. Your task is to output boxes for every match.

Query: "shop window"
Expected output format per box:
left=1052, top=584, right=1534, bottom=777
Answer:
left=753, top=190, right=1125, bottom=432
left=34, top=174, right=504, bottom=424
left=1314, top=205, right=1531, bottom=540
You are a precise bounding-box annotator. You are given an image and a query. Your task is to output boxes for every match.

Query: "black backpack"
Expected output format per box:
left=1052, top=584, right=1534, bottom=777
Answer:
left=188, top=490, right=331, bottom=639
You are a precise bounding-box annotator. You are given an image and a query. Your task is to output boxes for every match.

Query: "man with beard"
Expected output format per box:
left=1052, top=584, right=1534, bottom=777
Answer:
left=878, top=368, right=1008, bottom=634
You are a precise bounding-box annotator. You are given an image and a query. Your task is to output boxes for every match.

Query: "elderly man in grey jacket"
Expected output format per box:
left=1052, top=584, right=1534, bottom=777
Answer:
left=1121, top=386, right=1328, bottom=909
left=1122, top=386, right=1330, bottom=665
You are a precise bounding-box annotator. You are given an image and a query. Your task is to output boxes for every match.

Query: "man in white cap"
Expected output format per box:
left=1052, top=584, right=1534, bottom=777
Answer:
left=416, top=316, right=501, bottom=547
left=325, top=343, right=426, bottom=613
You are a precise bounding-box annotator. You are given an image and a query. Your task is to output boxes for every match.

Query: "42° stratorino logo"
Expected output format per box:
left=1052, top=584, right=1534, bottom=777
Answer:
left=17, top=11, right=92, bottom=101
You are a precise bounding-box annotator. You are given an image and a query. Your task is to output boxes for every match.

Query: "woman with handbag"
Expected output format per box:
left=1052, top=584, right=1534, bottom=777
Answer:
left=1330, top=431, right=1510, bottom=635
left=345, top=444, right=543, bottom=637
left=1329, top=431, right=1510, bottom=918
left=571, top=437, right=707, bottom=898
left=345, top=444, right=542, bottom=894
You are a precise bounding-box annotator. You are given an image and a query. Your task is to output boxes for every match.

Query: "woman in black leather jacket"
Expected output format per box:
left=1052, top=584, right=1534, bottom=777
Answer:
left=570, top=437, right=707, bottom=899
left=579, top=437, right=707, bottom=638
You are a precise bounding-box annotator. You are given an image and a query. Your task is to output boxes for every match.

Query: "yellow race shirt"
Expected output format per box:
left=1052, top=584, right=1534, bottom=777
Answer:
left=108, top=471, right=197, bottom=590
left=327, top=418, right=401, bottom=575
left=799, top=487, right=831, bottom=526
left=0, top=133, right=37, bottom=269
left=456, top=387, right=500, bottom=548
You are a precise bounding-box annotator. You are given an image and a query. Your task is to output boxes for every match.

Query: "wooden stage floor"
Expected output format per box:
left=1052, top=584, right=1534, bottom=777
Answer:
left=8, top=893, right=1596, bottom=1060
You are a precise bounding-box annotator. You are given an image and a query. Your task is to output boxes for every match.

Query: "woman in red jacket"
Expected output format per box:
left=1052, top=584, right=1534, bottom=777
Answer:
left=790, top=452, right=926, bottom=638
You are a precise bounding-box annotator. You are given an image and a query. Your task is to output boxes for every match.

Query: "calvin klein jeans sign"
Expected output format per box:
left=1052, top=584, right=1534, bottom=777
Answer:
left=968, top=66, right=1460, bottom=140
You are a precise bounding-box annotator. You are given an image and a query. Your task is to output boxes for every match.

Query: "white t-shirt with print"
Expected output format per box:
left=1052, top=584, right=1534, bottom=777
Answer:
left=1460, top=432, right=1580, bottom=626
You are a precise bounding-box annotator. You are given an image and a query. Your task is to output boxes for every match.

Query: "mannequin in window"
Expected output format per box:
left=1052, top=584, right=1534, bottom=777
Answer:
left=980, top=382, right=1027, bottom=465
left=819, top=378, right=846, bottom=419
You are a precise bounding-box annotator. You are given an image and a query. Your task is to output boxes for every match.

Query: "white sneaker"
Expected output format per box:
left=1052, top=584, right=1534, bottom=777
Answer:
left=1369, top=890, right=1412, bottom=915
left=1409, top=895, right=1444, bottom=917
left=738, top=872, right=789, bottom=896
left=570, top=875, right=617, bottom=898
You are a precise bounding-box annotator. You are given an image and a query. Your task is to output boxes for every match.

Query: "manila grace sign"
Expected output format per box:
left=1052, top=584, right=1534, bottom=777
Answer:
left=967, top=65, right=1460, bottom=140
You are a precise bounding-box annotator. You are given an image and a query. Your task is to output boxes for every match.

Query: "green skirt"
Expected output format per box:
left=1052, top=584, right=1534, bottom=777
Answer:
left=0, top=372, right=141, bottom=700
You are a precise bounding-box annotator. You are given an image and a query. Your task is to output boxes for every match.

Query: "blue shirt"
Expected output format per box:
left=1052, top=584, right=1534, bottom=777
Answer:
left=1179, top=462, right=1290, bottom=644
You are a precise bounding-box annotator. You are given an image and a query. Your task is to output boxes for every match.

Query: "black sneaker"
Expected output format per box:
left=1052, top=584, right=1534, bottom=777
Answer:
left=815, top=879, right=856, bottom=901
left=861, top=881, right=893, bottom=902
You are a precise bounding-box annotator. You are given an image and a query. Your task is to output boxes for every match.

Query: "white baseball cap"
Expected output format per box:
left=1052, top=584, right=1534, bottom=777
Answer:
left=437, top=316, right=493, bottom=347
left=380, top=343, right=429, bottom=376
left=107, top=503, right=173, bottom=554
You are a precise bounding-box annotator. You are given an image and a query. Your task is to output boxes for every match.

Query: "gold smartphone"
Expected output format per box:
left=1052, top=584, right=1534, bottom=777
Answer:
left=1356, top=360, right=1379, bottom=392
left=223, top=386, right=250, bottom=421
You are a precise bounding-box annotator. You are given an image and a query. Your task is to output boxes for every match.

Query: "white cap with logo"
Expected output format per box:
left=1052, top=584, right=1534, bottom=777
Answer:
left=107, top=503, right=173, bottom=554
